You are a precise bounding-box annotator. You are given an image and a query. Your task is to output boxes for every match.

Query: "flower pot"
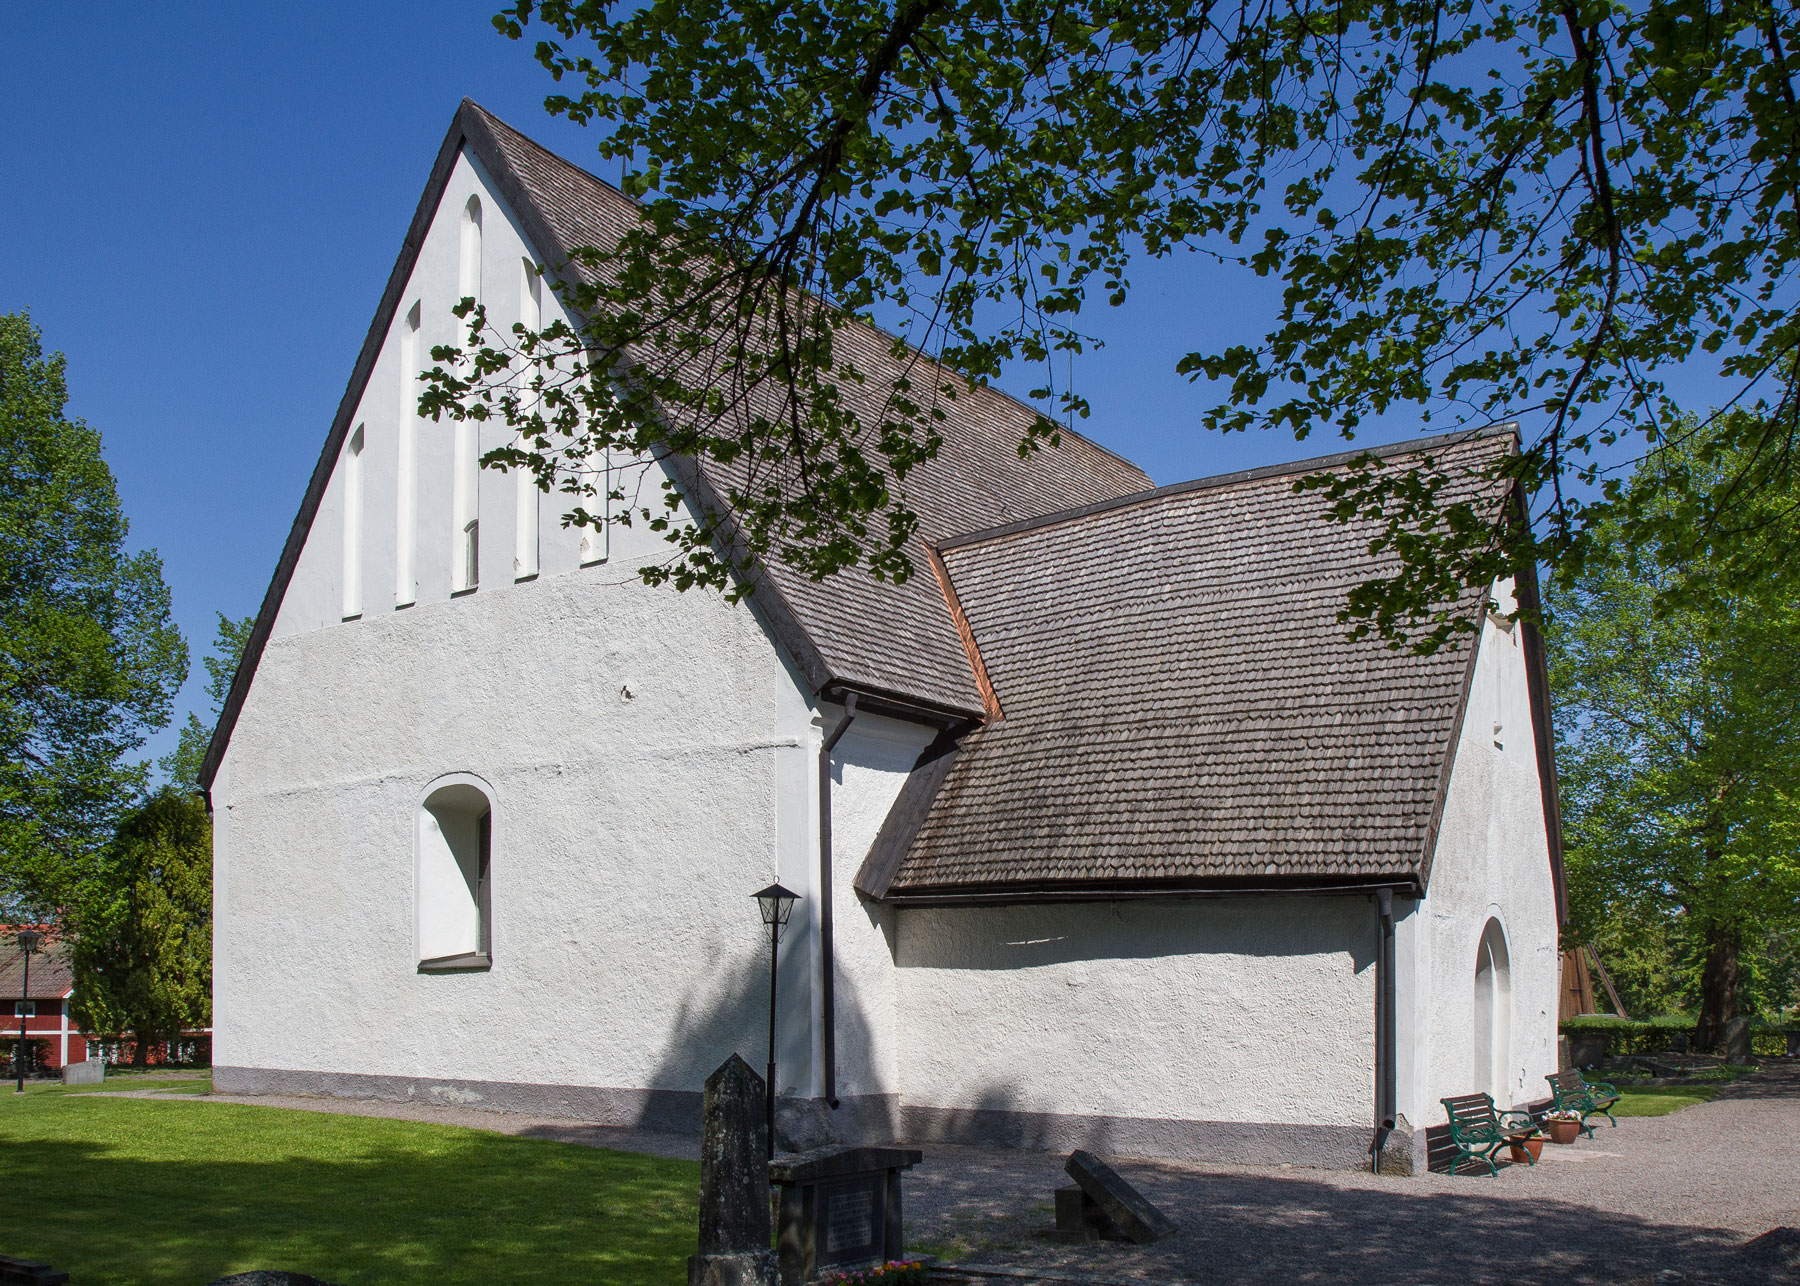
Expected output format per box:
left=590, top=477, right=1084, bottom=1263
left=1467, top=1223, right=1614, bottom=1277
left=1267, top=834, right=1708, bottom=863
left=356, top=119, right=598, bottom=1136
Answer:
left=1508, top=1137, right=1544, bottom=1163
left=1544, top=1119, right=1581, bottom=1145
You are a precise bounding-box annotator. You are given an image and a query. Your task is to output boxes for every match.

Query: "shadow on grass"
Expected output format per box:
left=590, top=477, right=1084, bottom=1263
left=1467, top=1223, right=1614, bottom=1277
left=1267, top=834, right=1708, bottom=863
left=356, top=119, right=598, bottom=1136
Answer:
left=0, top=1096, right=698, bottom=1286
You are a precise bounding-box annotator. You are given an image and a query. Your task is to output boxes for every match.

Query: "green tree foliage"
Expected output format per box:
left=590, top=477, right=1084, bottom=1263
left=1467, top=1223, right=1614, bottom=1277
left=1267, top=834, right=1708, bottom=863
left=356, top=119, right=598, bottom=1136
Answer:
left=68, top=788, right=211, bottom=1066
left=420, top=0, right=1800, bottom=645
left=0, top=313, right=187, bottom=917
left=1550, top=414, right=1800, bottom=1045
left=160, top=613, right=254, bottom=794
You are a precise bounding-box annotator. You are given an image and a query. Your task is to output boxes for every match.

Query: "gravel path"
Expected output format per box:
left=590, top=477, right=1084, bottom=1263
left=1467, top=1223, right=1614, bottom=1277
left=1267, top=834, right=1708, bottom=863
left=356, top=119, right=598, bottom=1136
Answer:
left=906, top=1065, right=1800, bottom=1285
left=178, top=1065, right=1800, bottom=1284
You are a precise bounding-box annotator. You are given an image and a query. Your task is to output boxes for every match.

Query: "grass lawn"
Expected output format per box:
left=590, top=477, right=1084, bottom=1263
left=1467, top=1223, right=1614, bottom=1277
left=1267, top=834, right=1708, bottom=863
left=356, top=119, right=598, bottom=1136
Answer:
left=0, top=1092, right=699, bottom=1285
left=1612, top=1085, right=1721, bottom=1116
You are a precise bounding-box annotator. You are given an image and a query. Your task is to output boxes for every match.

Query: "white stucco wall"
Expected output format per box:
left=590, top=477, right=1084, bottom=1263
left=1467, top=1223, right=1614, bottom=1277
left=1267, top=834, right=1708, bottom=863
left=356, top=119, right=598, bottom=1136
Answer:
left=1397, top=594, right=1561, bottom=1133
left=211, top=150, right=939, bottom=1114
left=894, top=897, right=1377, bottom=1138
left=825, top=714, right=938, bottom=1101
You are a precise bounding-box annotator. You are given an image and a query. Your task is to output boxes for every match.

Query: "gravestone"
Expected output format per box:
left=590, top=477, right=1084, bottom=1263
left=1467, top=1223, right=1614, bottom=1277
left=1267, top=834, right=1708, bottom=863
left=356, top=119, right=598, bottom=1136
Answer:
left=1722, top=1016, right=1752, bottom=1063
left=1557, top=1034, right=1571, bottom=1072
left=1569, top=1033, right=1609, bottom=1068
left=768, top=1146, right=921, bottom=1286
left=1052, top=1185, right=1120, bottom=1242
left=1669, top=1032, right=1690, bottom=1055
left=60, top=1060, right=102, bottom=1086
left=690, top=1055, right=777, bottom=1286
left=1064, top=1151, right=1176, bottom=1245
left=1786, top=1029, right=1800, bottom=1058
left=0, top=1256, right=69, bottom=1285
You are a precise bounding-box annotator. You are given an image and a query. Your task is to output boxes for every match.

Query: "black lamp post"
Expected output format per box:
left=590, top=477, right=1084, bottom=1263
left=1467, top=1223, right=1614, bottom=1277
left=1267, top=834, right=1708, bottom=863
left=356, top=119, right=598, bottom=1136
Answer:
left=751, top=882, right=798, bottom=1159
left=14, top=928, right=41, bottom=1093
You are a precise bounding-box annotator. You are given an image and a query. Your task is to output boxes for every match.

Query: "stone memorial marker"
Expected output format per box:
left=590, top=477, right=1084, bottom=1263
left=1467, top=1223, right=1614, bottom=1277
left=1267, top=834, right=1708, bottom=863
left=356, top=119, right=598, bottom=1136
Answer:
left=0, top=1255, right=69, bottom=1285
left=768, top=1145, right=921, bottom=1285
left=1052, top=1184, right=1117, bottom=1241
left=690, top=1054, right=777, bottom=1286
left=1723, top=1016, right=1752, bottom=1064
left=207, top=1273, right=343, bottom=1286
left=1064, top=1150, right=1176, bottom=1245
left=60, top=1061, right=102, bottom=1087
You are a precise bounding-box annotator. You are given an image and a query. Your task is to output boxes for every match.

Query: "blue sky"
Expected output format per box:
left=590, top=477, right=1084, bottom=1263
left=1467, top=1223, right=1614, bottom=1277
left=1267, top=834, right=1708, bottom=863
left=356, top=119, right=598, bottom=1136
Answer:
left=1, top=3, right=1676, bottom=765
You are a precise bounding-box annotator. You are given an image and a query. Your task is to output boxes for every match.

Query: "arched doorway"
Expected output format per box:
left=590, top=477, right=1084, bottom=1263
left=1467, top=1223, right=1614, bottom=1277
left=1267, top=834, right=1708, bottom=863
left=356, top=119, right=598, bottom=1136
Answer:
left=1473, top=918, right=1512, bottom=1104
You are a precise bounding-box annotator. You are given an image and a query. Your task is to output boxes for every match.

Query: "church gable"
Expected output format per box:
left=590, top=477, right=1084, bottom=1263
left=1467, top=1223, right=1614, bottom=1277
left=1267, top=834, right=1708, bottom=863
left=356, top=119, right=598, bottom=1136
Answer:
left=204, top=101, right=1151, bottom=789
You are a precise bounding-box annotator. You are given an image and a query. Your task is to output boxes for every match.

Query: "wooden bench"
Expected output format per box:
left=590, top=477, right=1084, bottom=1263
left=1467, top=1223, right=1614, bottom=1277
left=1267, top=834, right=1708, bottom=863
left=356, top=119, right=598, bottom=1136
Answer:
left=1545, top=1068, right=1620, bottom=1136
left=1440, top=1093, right=1540, bottom=1176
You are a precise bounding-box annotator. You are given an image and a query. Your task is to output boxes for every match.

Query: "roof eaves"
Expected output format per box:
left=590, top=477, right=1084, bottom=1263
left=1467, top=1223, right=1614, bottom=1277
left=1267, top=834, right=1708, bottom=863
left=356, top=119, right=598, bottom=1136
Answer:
left=877, top=873, right=1423, bottom=907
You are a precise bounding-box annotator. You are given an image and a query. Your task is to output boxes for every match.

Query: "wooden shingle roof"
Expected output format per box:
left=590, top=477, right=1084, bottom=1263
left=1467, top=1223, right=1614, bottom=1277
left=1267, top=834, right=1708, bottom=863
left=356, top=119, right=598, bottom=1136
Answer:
left=0, top=940, right=72, bottom=1001
left=869, top=432, right=1520, bottom=900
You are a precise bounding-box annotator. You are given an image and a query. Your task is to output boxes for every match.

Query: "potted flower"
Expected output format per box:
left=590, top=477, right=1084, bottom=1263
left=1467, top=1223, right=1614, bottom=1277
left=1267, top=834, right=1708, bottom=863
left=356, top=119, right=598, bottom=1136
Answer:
left=1542, top=1110, right=1583, bottom=1144
left=1508, top=1134, right=1545, bottom=1163
left=820, top=1262, right=933, bottom=1286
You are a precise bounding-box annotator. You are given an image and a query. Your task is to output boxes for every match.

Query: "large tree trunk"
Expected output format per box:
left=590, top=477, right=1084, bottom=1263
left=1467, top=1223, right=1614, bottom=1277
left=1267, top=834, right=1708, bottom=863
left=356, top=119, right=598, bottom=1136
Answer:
left=1695, top=928, right=1741, bottom=1051
left=130, top=1029, right=150, bottom=1068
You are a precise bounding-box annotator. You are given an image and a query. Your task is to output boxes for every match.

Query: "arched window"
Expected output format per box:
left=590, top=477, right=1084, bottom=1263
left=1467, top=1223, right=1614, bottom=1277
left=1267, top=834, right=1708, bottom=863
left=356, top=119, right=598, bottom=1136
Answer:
left=341, top=424, right=365, bottom=619
left=1473, top=918, right=1513, bottom=1103
left=459, top=195, right=483, bottom=302
left=396, top=303, right=420, bottom=608
left=515, top=259, right=541, bottom=580
left=416, top=776, right=494, bottom=971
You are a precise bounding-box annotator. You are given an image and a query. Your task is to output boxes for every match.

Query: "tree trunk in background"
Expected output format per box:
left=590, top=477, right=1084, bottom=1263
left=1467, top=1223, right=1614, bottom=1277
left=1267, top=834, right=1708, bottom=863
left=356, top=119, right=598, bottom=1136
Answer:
left=130, top=1029, right=149, bottom=1067
left=1695, top=930, right=1741, bottom=1050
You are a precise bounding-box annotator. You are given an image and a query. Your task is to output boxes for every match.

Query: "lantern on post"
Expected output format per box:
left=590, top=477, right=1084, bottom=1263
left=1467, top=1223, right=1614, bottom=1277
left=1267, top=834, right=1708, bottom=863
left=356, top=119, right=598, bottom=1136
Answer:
left=14, top=928, right=42, bottom=1094
left=751, top=883, right=798, bottom=1158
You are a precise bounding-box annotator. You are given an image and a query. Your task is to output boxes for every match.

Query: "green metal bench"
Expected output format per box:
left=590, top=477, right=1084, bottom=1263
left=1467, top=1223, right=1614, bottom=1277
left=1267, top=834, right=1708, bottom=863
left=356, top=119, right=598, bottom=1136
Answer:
left=1545, top=1068, right=1620, bottom=1136
left=1440, top=1093, right=1540, bottom=1176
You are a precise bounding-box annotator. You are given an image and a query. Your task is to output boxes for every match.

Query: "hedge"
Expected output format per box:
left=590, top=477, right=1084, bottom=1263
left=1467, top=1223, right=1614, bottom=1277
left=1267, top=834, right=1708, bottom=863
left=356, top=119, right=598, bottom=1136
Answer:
left=1560, top=1014, right=1795, bottom=1057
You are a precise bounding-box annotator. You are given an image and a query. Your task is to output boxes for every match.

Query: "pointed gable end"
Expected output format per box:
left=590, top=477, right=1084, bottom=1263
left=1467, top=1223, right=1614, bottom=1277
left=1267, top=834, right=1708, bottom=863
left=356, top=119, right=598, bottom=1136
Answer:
left=201, top=102, right=1152, bottom=792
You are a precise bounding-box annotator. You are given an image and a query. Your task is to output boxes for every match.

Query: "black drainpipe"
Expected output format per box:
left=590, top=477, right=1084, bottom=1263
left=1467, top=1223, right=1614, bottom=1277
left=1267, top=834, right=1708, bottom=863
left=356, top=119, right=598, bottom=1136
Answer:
left=818, top=693, right=858, bottom=1109
left=1371, top=888, right=1398, bottom=1171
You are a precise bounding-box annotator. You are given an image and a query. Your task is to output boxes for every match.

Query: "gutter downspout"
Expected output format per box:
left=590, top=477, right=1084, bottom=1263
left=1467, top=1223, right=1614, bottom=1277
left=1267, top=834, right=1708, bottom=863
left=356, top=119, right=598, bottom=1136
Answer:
left=1372, top=888, right=1398, bottom=1171
left=818, top=693, right=858, bottom=1110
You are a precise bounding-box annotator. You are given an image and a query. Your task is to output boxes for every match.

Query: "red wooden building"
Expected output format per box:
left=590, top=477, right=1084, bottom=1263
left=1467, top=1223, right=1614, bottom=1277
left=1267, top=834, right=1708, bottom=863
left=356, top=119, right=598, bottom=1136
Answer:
left=0, top=933, right=89, bottom=1071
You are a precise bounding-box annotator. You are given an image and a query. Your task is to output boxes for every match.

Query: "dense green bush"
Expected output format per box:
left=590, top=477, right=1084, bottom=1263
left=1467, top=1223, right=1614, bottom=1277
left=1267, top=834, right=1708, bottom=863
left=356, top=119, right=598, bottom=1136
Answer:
left=1560, top=1013, right=1796, bottom=1056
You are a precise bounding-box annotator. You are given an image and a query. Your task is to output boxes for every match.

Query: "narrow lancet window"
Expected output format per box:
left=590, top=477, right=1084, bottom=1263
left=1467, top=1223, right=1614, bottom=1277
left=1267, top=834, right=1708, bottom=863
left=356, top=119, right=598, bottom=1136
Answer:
left=453, top=418, right=479, bottom=593
left=579, top=445, right=610, bottom=566
left=459, top=195, right=483, bottom=302
left=342, top=425, right=365, bottom=619
left=515, top=259, right=541, bottom=580
left=396, top=303, right=420, bottom=607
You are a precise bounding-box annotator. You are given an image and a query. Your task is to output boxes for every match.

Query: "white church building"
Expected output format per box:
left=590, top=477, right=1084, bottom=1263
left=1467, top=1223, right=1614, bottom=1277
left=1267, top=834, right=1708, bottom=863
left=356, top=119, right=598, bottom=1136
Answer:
left=201, top=101, right=1567, bottom=1171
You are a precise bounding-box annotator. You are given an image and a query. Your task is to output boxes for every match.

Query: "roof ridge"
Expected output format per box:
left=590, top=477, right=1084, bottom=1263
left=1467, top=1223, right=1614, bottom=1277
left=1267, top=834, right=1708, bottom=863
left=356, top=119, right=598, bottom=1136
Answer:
left=461, top=99, right=624, bottom=197
left=934, top=425, right=1520, bottom=554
